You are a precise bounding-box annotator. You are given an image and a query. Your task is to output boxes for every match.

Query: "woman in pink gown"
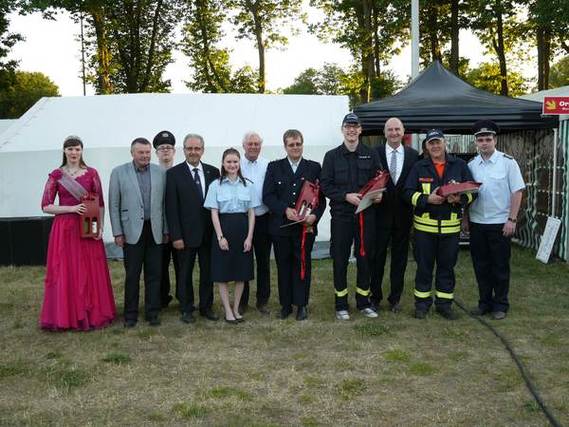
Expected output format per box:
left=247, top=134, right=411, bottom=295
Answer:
left=40, top=136, right=116, bottom=330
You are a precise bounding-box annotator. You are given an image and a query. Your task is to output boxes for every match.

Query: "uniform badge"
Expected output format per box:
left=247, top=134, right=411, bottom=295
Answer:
left=419, top=177, right=434, bottom=182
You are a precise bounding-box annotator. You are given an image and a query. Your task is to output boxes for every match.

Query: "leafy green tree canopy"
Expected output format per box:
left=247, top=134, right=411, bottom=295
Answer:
left=0, top=70, right=59, bottom=118
left=549, top=56, right=569, bottom=89
left=465, top=61, right=527, bottom=96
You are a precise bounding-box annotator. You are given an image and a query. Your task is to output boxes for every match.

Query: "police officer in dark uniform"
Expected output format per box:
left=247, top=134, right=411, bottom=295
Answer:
left=404, top=129, right=475, bottom=320
left=321, top=113, right=382, bottom=320
left=263, top=129, right=326, bottom=320
left=467, top=120, right=525, bottom=320
left=153, top=130, right=179, bottom=308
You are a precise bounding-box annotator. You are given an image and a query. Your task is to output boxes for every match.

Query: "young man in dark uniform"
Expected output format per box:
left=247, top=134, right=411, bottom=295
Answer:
left=263, top=129, right=326, bottom=321
left=321, top=113, right=383, bottom=320
left=153, top=130, right=178, bottom=308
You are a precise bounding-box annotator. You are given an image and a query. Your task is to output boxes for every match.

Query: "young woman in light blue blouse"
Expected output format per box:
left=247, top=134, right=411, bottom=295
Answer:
left=204, top=148, right=259, bottom=324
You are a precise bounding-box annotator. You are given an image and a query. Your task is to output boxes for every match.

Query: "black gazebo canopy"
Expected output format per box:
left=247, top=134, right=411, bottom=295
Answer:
left=354, top=61, right=558, bottom=135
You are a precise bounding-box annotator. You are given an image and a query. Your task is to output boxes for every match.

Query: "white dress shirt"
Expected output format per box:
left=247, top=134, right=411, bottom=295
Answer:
left=468, top=150, right=525, bottom=224
left=240, top=156, right=269, bottom=216
left=386, top=144, right=405, bottom=184
left=186, top=161, right=205, bottom=197
left=288, top=157, right=302, bottom=174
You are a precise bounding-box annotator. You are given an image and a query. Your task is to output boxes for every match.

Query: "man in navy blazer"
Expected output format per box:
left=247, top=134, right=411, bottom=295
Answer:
left=166, top=133, right=220, bottom=324
left=371, top=118, right=419, bottom=313
left=263, top=129, right=326, bottom=320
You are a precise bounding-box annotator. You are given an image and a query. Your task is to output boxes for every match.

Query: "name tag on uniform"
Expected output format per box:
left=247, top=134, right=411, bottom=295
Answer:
left=358, top=155, right=371, bottom=159
left=419, top=177, right=434, bottom=182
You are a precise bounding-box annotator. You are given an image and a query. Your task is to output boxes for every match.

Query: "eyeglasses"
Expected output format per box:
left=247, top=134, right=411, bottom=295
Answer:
left=476, top=137, right=494, bottom=143
left=184, top=146, right=203, bottom=152
left=343, top=124, right=360, bottom=130
left=157, top=146, right=174, bottom=151
left=286, top=143, right=303, bottom=148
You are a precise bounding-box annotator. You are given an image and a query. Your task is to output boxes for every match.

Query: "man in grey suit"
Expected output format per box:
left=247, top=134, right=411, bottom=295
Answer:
left=109, top=137, right=168, bottom=327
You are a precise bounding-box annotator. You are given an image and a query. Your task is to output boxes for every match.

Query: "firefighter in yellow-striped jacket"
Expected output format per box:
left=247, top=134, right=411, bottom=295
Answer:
left=404, top=129, right=476, bottom=320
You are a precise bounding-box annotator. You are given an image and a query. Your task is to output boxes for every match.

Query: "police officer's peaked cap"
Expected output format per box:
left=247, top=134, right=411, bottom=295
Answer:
left=152, top=130, right=176, bottom=148
left=425, top=129, right=445, bottom=143
left=473, top=120, right=499, bottom=136
left=342, top=113, right=361, bottom=126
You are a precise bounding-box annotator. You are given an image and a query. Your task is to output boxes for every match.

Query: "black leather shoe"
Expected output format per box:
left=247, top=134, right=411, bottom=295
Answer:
left=200, top=309, right=219, bottom=321
left=492, top=311, right=507, bottom=320
left=224, top=317, right=239, bottom=325
left=124, top=319, right=137, bottom=328
left=414, top=309, right=427, bottom=319
left=390, top=302, right=402, bottom=313
left=161, top=295, right=173, bottom=309
left=296, top=306, right=308, bottom=321
left=148, top=317, right=161, bottom=326
left=280, top=306, right=293, bottom=319
left=256, top=303, right=270, bottom=315
left=436, top=306, right=458, bottom=320
left=470, top=307, right=491, bottom=316
left=181, top=312, right=195, bottom=324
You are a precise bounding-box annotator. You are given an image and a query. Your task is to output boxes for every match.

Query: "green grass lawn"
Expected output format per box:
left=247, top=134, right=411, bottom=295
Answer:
left=1, top=246, right=568, bottom=426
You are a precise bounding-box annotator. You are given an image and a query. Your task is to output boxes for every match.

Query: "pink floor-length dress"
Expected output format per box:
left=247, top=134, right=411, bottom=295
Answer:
left=39, top=167, right=116, bottom=330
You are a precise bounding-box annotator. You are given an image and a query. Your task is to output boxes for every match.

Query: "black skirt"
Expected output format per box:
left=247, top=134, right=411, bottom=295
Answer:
left=211, top=213, right=254, bottom=283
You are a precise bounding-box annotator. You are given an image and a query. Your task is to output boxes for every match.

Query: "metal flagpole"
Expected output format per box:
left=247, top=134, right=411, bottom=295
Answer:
left=411, top=0, right=420, bottom=151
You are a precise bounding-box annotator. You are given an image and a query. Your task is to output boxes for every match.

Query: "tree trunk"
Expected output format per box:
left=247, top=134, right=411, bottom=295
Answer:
left=450, top=0, right=459, bottom=74
left=361, top=0, right=373, bottom=102
left=372, top=1, right=380, bottom=78
left=250, top=1, right=265, bottom=93
left=90, top=8, right=113, bottom=94
left=141, top=0, right=163, bottom=92
left=537, top=27, right=544, bottom=90
left=494, top=0, right=508, bottom=96
left=427, top=5, right=441, bottom=62
left=543, top=27, right=551, bottom=90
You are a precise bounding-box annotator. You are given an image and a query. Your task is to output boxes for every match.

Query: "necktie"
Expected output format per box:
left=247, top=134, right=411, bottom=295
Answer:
left=390, top=149, right=398, bottom=184
left=193, top=168, right=203, bottom=201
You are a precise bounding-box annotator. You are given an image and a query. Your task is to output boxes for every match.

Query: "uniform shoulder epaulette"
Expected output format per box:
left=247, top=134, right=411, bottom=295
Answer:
left=503, top=153, right=513, bottom=160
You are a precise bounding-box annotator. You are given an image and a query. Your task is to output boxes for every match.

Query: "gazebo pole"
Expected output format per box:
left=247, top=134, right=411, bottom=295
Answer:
left=552, top=128, right=558, bottom=216
left=411, top=0, right=420, bottom=151
left=411, top=0, right=420, bottom=79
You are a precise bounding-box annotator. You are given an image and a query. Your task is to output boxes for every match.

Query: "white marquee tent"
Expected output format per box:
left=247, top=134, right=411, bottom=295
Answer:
left=0, top=93, right=350, bottom=249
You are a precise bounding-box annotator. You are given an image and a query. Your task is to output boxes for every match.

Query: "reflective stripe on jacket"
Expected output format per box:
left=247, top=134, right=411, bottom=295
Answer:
left=404, top=154, right=476, bottom=234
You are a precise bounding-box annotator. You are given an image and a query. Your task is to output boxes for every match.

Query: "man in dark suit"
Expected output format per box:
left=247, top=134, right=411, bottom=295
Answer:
left=165, top=133, right=220, bottom=324
left=371, top=117, right=419, bottom=313
left=263, top=129, right=326, bottom=321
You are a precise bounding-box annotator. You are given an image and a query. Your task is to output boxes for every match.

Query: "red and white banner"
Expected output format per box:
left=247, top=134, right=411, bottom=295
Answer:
left=542, top=96, right=569, bottom=115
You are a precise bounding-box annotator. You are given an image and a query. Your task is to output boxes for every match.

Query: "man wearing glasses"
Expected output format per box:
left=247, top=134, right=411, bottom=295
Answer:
left=321, top=113, right=382, bottom=320
left=262, top=129, right=326, bottom=320
left=466, top=120, right=525, bottom=320
left=165, top=133, right=220, bottom=324
left=153, top=131, right=178, bottom=308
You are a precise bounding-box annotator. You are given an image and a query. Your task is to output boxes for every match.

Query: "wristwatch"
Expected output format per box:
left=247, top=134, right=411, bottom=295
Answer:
left=507, top=217, right=517, bottom=223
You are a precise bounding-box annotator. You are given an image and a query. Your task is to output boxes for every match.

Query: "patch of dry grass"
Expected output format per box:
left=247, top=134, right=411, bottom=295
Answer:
left=0, top=247, right=568, bottom=425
